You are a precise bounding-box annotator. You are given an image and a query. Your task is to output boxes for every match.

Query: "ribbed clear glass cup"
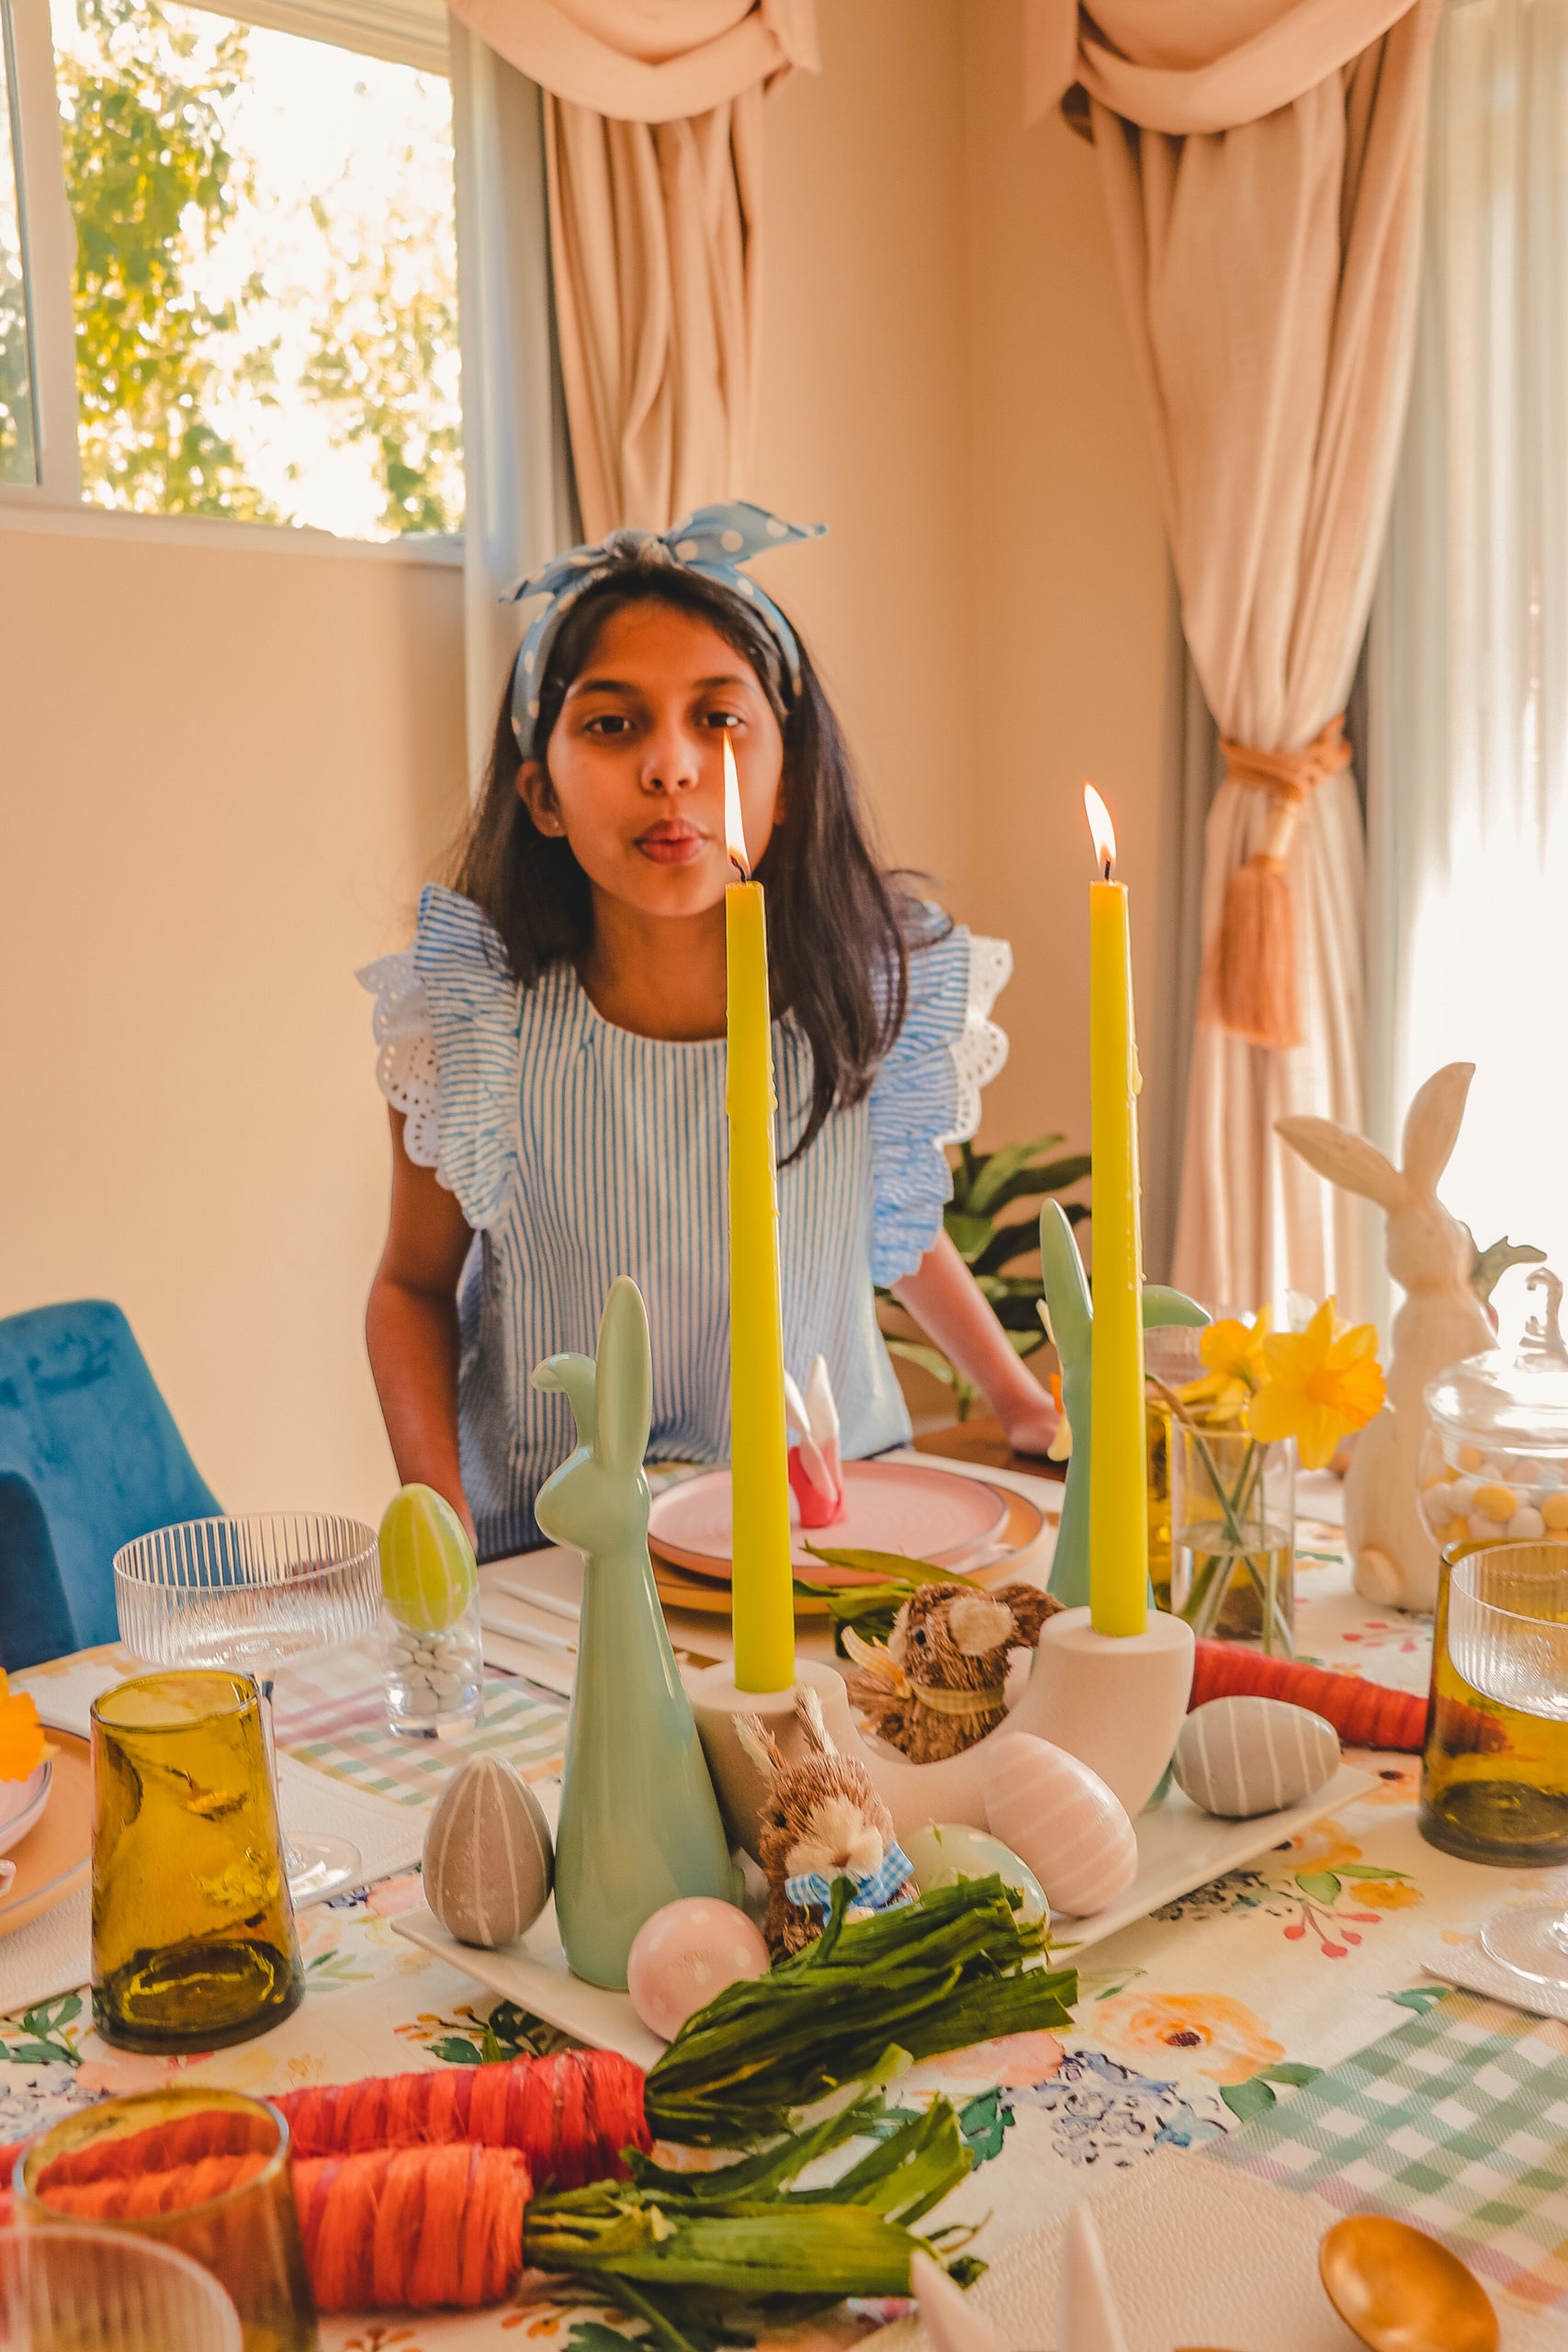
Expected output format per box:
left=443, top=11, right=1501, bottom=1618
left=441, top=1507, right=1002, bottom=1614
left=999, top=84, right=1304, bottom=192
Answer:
left=0, top=2223, right=243, bottom=2350
left=1448, top=1542, right=1568, bottom=1984
left=114, top=1515, right=379, bottom=1903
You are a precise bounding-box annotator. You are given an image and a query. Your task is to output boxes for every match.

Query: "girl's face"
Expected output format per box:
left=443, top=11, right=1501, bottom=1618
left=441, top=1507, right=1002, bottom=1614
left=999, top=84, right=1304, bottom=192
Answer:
left=518, top=599, right=786, bottom=921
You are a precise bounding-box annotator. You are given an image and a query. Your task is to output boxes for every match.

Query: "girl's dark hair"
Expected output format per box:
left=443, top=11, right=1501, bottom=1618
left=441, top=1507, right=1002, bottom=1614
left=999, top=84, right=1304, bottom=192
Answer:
left=453, top=560, right=927, bottom=1161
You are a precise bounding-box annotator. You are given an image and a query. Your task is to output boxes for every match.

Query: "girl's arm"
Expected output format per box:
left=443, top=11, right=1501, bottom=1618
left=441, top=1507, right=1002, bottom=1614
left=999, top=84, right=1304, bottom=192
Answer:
left=366, top=1110, right=478, bottom=1542
left=892, top=1231, right=1061, bottom=1459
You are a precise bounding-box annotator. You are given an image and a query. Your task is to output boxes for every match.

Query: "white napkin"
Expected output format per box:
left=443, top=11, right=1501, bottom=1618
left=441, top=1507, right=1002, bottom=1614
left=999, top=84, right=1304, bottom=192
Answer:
left=868, top=2147, right=1561, bottom=2352
left=1419, top=1932, right=1568, bottom=2023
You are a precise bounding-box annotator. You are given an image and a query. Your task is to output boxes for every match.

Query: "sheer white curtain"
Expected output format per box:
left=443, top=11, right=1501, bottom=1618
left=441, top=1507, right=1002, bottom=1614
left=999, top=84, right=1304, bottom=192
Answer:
left=1369, top=0, right=1568, bottom=1294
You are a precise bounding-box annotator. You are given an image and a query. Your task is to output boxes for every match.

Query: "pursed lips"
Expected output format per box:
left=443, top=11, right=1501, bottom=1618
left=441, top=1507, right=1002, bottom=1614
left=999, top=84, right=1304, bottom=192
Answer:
left=636, top=822, right=708, bottom=865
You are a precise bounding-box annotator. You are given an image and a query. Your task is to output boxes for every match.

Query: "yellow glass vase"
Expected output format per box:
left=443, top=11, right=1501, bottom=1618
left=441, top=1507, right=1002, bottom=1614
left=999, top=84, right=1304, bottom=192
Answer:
left=1419, top=1547, right=1568, bottom=1864
left=91, top=1672, right=304, bottom=2052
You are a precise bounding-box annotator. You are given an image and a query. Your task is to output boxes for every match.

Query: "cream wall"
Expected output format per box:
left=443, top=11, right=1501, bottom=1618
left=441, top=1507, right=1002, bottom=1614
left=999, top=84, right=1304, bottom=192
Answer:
left=0, top=526, right=467, bottom=1519
left=0, top=0, right=1168, bottom=1515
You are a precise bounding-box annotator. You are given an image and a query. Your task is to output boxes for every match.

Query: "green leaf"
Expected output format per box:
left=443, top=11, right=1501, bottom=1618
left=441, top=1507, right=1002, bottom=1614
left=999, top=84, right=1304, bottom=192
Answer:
left=980, top=1154, right=1092, bottom=1211
left=1295, top=1871, right=1342, bottom=1903
left=1258, top=2062, right=1322, bottom=2086
left=1385, top=1985, right=1448, bottom=2015
left=1219, top=2078, right=1277, bottom=2121
left=955, top=2087, right=1013, bottom=2164
left=969, top=1224, right=1043, bottom=1279
left=1335, top=1863, right=1411, bottom=1882
left=943, top=1214, right=993, bottom=1260
left=428, top=2035, right=485, bottom=2065
left=966, top=1136, right=1073, bottom=1216
left=6, top=2041, right=78, bottom=2068
left=885, top=1340, right=959, bottom=1389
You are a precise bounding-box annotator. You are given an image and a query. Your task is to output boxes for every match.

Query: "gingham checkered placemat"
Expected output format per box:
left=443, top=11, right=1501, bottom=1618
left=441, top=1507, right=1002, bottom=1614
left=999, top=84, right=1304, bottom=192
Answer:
left=1208, top=1985, right=1568, bottom=2313
left=271, top=1660, right=569, bottom=1805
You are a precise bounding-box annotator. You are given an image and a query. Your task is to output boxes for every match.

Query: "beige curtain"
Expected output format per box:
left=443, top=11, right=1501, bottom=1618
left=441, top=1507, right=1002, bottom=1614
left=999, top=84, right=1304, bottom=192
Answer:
left=443, top=1, right=818, bottom=538
left=1028, top=0, right=1438, bottom=1319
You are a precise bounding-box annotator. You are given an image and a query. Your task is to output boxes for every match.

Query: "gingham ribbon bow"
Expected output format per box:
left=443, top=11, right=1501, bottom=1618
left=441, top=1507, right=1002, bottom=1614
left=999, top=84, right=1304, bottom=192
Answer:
left=505, top=502, right=826, bottom=759
left=784, top=1841, right=914, bottom=1917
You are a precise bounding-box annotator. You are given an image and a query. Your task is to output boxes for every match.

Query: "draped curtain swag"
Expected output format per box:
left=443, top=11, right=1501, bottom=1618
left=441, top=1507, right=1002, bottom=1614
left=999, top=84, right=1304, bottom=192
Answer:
left=1027, top=0, right=1438, bottom=1320
left=444, top=1, right=818, bottom=540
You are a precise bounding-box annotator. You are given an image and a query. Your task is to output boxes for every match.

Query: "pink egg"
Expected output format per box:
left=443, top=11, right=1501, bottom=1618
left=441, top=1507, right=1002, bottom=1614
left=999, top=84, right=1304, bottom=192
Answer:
left=626, top=1898, right=770, bottom=2041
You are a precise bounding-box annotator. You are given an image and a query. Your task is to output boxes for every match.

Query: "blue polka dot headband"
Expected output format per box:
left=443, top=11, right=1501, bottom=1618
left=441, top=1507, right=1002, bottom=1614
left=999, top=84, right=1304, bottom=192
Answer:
left=504, top=501, right=826, bottom=760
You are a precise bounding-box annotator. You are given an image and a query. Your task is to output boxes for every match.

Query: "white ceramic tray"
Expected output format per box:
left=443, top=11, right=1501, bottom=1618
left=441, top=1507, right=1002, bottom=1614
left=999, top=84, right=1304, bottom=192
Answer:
left=392, top=1761, right=1373, bottom=2063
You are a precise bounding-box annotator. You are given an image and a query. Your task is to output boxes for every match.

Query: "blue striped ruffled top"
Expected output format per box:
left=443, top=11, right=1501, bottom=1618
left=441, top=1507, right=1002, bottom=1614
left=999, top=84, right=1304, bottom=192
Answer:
left=360, top=885, right=1010, bottom=1559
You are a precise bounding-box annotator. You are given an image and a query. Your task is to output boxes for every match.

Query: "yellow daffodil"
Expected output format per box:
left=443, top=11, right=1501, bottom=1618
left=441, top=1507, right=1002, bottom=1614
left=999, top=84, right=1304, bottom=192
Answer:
left=0, top=1672, right=47, bottom=1784
left=1179, top=1309, right=1271, bottom=1420
left=1247, top=1297, right=1386, bottom=1470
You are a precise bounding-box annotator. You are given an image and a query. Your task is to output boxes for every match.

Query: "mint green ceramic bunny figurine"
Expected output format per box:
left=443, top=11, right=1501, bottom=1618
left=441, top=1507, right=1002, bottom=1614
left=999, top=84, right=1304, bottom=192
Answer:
left=535, top=1277, right=734, bottom=1989
left=1040, top=1199, right=1208, bottom=1610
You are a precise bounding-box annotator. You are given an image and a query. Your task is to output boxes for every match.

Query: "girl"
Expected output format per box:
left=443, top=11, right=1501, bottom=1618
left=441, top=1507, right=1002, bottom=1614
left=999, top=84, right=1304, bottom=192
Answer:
left=361, top=504, right=1057, bottom=1556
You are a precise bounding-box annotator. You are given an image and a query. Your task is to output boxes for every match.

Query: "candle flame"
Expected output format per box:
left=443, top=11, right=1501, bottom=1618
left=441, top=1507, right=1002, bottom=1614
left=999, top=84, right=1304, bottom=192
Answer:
left=723, top=736, right=750, bottom=879
left=1083, top=782, right=1116, bottom=878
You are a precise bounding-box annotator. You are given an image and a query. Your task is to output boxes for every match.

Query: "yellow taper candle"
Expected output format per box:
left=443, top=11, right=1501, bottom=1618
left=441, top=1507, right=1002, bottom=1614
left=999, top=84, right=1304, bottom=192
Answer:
left=724, top=737, right=796, bottom=1692
left=1084, top=784, right=1148, bottom=1638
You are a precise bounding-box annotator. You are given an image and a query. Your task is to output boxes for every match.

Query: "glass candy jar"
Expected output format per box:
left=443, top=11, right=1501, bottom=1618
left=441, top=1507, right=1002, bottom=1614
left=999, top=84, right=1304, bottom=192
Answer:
left=378, top=1486, right=484, bottom=1740
left=1418, top=1269, right=1568, bottom=1863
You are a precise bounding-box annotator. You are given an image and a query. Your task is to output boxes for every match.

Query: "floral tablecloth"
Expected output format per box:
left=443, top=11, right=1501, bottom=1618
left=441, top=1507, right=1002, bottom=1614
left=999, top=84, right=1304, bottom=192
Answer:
left=7, top=1528, right=1568, bottom=2348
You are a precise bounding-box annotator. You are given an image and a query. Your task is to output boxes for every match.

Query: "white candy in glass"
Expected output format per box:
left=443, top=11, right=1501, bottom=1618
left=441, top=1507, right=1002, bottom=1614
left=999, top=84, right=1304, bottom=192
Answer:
left=978, top=1733, right=1137, bottom=1917
left=626, top=1897, right=770, bottom=2041
left=1172, top=1695, right=1338, bottom=1819
left=423, top=1755, right=554, bottom=1948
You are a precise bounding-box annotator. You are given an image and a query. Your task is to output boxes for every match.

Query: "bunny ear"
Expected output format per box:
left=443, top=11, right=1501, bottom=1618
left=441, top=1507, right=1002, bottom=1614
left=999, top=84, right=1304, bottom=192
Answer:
left=795, top=1683, right=838, bottom=1758
left=593, top=1276, right=652, bottom=1476
left=735, top=1713, right=784, bottom=1776
left=1402, top=1063, right=1475, bottom=1195
left=1040, top=1200, right=1092, bottom=1362
left=531, top=1353, right=597, bottom=1447
left=1276, top=1116, right=1406, bottom=1213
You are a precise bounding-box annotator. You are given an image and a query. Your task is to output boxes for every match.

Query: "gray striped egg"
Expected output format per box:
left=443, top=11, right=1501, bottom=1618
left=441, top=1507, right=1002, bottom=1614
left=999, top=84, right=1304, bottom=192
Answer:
left=1172, top=1697, right=1339, bottom=1820
left=423, top=1754, right=554, bottom=1948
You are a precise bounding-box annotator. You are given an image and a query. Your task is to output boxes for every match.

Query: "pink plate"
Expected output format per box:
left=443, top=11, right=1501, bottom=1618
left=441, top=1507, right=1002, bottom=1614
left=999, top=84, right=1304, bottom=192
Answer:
left=647, top=1459, right=1011, bottom=1582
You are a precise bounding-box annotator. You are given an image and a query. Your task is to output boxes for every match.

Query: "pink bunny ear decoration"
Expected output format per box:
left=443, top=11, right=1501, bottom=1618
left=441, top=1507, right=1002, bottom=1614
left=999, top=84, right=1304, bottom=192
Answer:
left=784, top=1356, right=846, bottom=1528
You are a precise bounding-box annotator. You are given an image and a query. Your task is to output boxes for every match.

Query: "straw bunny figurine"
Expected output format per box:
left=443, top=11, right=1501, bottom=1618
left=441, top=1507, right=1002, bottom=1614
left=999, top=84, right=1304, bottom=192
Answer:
left=1278, top=1063, right=1495, bottom=1612
left=737, top=1687, right=916, bottom=1958
left=534, top=1276, right=733, bottom=1988
left=843, top=1581, right=1059, bottom=1761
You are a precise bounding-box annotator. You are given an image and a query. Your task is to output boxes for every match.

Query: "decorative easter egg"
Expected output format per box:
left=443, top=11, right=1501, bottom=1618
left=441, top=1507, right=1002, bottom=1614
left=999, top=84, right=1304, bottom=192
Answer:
left=904, top=1823, right=1047, bottom=1927
left=423, top=1755, right=553, bottom=1948
left=626, top=1898, right=770, bottom=2041
left=378, top=1483, right=477, bottom=1633
left=1173, top=1696, right=1339, bottom=1820
left=978, top=1733, right=1137, bottom=1917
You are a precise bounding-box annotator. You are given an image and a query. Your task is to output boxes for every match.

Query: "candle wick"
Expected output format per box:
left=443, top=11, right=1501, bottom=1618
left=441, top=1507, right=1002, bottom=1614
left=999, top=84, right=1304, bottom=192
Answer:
left=1101, top=854, right=1113, bottom=883
left=729, top=851, right=750, bottom=883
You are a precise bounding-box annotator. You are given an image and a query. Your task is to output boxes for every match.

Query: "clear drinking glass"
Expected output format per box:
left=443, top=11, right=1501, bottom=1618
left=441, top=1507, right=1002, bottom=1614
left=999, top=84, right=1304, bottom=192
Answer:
left=17, top=2087, right=316, bottom=2350
left=1448, top=1543, right=1568, bottom=1985
left=1170, top=1425, right=1297, bottom=1655
left=114, top=1514, right=379, bottom=1903
left=0, top=2224, right=243, bottom=2351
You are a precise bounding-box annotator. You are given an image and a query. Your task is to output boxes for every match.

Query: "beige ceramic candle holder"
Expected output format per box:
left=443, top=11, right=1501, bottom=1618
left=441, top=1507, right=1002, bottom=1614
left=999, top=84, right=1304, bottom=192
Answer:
left=687, top=1608, right=1194, bottom=1863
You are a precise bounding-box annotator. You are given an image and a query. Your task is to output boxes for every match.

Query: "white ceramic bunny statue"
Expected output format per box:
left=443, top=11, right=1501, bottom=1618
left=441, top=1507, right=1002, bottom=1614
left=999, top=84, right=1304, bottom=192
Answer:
left=1277, top=1063, right=1495, bottom=1611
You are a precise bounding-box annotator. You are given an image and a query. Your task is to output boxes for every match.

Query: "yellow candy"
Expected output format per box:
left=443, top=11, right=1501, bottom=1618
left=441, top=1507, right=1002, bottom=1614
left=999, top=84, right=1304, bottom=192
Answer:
left=1473, top=1482, right=1518, bottom=1522
left=1459, top=1445, right=1483, bottom=1473
left=1541, top=1493, right=1568, bottom=1531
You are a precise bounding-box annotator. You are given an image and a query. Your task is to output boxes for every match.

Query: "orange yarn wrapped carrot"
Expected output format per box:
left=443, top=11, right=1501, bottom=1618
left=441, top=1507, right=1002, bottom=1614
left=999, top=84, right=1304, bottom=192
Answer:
left=35, top=2142, right=532, bottom=2312
left=1190, top=1640, right=1428, bottom=1750
left=296, top=2144, right=531, bottom=2311
left=275, top=2051, right=649, bottom=2186
left=31, top=2106, right=275, bottom=2188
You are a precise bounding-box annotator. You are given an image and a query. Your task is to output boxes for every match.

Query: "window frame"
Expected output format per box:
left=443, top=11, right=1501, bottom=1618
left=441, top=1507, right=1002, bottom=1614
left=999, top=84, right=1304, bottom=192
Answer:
left=0, top=0, right=463, bottom=558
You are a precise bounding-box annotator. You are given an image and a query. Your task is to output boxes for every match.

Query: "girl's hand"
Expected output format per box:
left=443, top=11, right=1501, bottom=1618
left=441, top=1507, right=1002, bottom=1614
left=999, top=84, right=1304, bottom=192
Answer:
left=998, top=1391, right=1063, bottom=1463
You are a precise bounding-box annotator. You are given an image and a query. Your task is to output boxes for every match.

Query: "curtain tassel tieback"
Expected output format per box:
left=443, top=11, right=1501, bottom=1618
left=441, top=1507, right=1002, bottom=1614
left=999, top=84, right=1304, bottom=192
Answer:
left=1198, top=713, right=1351, bottom=1052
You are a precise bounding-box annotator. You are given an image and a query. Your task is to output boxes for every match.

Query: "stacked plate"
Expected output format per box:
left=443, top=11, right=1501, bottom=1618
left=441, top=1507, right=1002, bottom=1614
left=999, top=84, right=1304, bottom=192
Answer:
left=646, top=1459, right=1047, bottom=1614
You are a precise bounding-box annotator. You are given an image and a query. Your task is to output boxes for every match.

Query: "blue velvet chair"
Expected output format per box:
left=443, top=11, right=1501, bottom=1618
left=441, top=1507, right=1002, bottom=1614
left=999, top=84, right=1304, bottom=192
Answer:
left=0, top=1302, right=220, bottom=1668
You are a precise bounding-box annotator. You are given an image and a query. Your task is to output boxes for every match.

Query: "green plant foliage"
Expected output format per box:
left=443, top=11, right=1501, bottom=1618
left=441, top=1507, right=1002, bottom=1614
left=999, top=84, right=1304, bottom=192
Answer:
left=56, top=0, right=279, bottom=516
left=299, top=176, right=462, bottom=533
left=880, top=1133, right=1091, bottom=1419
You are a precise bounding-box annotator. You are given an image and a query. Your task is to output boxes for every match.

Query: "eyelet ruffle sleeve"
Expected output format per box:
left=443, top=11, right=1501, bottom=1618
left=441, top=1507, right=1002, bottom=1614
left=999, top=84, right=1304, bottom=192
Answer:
left=357, top=885, right=524, bottom=1232
left=867, top=911, right=1012, bottom=1286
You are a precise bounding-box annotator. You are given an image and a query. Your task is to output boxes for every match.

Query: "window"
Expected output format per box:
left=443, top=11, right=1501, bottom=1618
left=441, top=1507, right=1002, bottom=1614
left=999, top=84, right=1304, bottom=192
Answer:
left=1, top=0, right=461, bottom=538
left=0, top=0, right=39, bottom=481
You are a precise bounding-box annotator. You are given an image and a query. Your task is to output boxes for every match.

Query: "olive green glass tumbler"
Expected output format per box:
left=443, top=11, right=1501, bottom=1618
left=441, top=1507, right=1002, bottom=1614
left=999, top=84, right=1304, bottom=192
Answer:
left=0, top=2224, right=243, bottom=2351
left=1418, top=1544, right=1568, bottom=1866
left=90, top=1672, right=304, bottom=2053
left=1442, top=1543, right=1568, bottom=1987
left=17, top=2087, right=316, bottom=2351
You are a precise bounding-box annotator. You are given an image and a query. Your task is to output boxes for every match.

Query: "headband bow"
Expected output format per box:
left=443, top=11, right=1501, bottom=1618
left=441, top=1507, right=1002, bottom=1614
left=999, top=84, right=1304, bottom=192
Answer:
left=504, top=502, right=826, bottom=760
